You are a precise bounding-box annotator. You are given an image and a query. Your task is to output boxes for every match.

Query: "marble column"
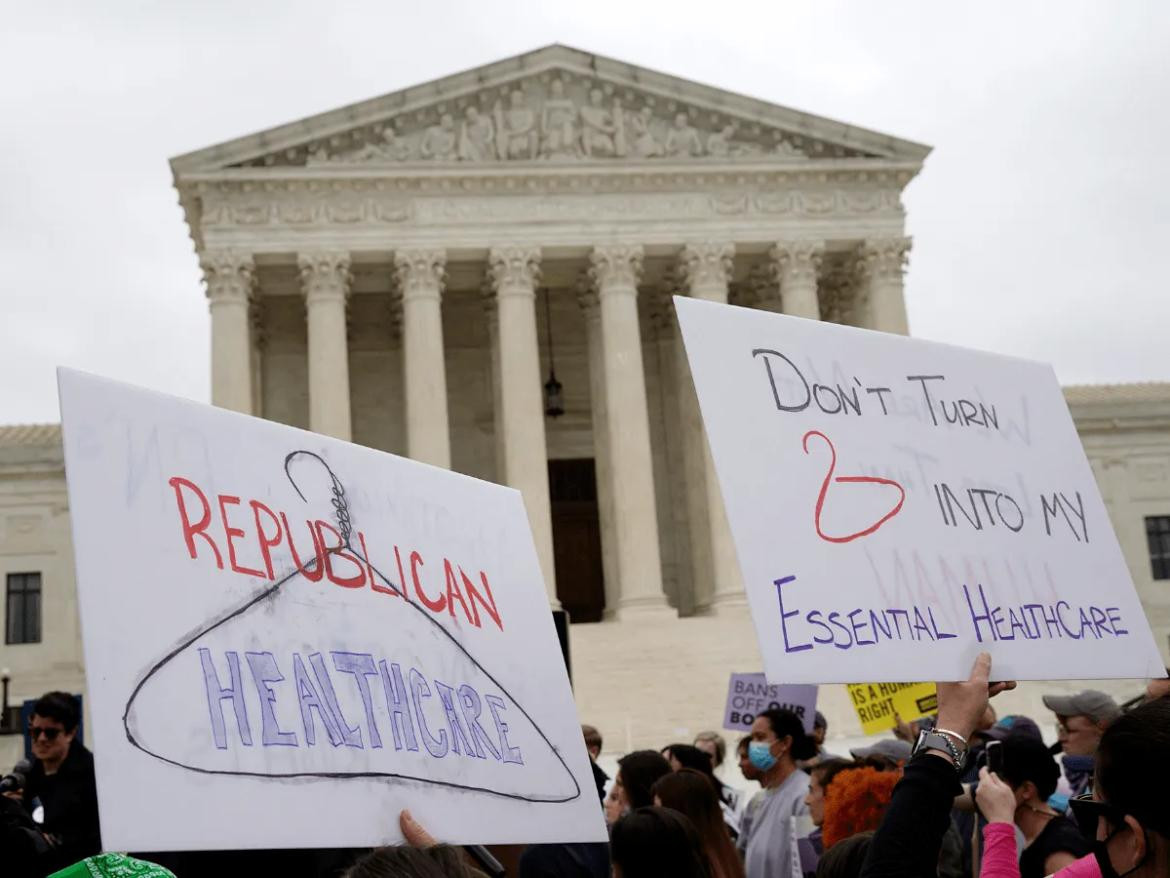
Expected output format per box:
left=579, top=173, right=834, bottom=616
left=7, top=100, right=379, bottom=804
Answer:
left=856, top=237, right=912, bottom=335
left=577, top=277, right=621, bottom=617
left=487, top=246, right=558, bottom=605
left=678, top=242, right=744, bottom=611
left=249, top=299, right=265, bottom=418
left=394, top=249, right=450, bottom=468
left=770, top=240, right=824, bottom=319
left=201, top=250, right=255, bottom=415
left=480, top=280, right=506, bottom=483
left=297, top=251, right=352, bottom=439
left=588, top=245, right=666, bottom=614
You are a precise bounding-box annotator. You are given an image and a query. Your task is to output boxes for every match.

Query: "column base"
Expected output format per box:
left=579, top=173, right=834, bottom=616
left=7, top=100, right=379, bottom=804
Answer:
left=603, top=598, right=675, bottom=622
left=707, top=592, right=750, bottom=616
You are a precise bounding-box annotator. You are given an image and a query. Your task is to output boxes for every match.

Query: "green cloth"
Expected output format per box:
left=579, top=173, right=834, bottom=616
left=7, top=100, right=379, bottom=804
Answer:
left=48, top=853, right=176, bottom=878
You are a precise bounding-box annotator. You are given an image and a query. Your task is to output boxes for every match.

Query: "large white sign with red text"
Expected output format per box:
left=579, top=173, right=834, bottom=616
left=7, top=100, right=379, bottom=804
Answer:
left=675, top=298, right=1164, bottom=684
left=59, top=370, right=604, bottom=852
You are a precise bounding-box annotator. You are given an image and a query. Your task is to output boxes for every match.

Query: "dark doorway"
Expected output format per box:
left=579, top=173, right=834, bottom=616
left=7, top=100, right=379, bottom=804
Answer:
left=548, top=458, right=606, bottom=622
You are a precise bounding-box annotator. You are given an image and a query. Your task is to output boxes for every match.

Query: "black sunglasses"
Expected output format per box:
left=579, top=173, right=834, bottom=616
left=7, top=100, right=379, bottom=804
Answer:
left=1068, top=793, right=1126, bottom=838
left=28, top=725, right=63, bottom=741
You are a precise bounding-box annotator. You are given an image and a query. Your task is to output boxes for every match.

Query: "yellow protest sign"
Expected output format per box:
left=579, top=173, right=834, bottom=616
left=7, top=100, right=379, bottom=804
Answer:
left=847, top=682, right=938, bottom=735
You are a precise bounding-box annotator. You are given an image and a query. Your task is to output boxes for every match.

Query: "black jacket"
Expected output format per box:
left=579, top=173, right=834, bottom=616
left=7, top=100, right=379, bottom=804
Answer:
left=21, top=740, right=101, bottom=869
left=861, top=753, right=962, bottom=878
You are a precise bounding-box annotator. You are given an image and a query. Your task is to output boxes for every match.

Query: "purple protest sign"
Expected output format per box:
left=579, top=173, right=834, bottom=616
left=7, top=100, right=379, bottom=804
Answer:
left=722, top=673, right=818, bottom=733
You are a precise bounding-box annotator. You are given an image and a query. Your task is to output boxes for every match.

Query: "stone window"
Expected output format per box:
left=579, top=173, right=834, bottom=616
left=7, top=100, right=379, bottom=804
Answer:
left=1147, top=517, right=1170, bottom=581
left=5, top=572, right=41, bottom=644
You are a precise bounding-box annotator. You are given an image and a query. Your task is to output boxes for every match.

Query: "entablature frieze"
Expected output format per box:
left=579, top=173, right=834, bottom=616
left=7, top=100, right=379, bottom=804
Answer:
left=184, top=169, right=910, bottom=249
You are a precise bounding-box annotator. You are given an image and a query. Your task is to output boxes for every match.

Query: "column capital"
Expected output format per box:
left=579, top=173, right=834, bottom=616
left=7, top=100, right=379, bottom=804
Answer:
left=394, top=248, right=447, bottom=302
left=855, top=237, right=911, bottom=283
left=488, top=246, right=542, bottom=297
left=647, top=272, right=681, bottom=334
left=298, top=251, right=352, bottom=305
left=770, top=239, right=825, bottom=287
left=678, top=242, right=734, bottom=295
left=575, top=272, right=600, bottom=318
left=588, top=244, right=644, bottom=294
left=200, top=249, right=255, bottom=305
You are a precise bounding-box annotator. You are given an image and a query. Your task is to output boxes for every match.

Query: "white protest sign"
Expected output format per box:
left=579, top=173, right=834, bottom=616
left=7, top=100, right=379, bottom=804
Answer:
left=58, top=370, right=604, bottom=852
left=676, top=298, right=1164, bottom=684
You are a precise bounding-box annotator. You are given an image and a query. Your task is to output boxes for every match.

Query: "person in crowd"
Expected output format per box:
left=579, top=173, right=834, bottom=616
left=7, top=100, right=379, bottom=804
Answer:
left=737, top=734, right=762, bottom=785
left=344, top=812, right=487, bottom=878
left=652, top=768, right=744, bottom=878
left=694, top=731, right=727, bottom=773
left=798, top=712, right=838, bottom=769
left=817, top=831, right=875, bottom=878
left=975, top=770, right=1097, bottom=878
left=582, top=724, right=609, bottom=803
left=849, top=739, right=911, bottom=771
left=859, top=652, right=1017, bottom=878
left=1042, top=690, right=1121, bottom=801
left=694, top=731, right=744, bottom=813
left=610, top=806, right=712, bottom=878
left=3, top=692, right=100, bottom=874
left=735, top=735, right=765, bottom=855
left=799, top=759, right=854, bottom=876
left=663, top=743, right=742, bottom=835
left=739, top=708, right=817, bottom=878
left=954, top=715, right=1047, bottom=876
left=972, top=737, right=1090, bottom=878
left=604, top=750, right=672, bottom=827
left=821, top=766, right=900, bottom=850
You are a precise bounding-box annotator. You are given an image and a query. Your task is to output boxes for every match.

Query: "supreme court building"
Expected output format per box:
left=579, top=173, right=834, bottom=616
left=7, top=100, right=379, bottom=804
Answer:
left=3, top=47, right=1169, bottom=753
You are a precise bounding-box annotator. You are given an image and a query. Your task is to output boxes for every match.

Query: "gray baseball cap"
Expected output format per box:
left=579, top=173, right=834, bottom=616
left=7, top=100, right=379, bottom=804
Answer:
left=1041, top=690, right=1121, bottom=725
left=850, top=738, right=912, bottom=763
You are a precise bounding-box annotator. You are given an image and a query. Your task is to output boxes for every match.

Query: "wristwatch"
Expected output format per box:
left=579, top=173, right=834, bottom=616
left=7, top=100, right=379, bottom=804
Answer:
left=912, top=728, right=968, bottom=771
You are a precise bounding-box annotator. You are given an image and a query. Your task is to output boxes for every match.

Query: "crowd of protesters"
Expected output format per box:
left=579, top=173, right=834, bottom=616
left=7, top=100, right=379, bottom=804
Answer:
left=3, top=663, right=1169, bottom=877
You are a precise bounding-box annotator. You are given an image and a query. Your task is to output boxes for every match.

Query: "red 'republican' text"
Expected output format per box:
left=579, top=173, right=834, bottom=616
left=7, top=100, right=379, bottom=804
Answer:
left=166, top=476, right=505, bottom=632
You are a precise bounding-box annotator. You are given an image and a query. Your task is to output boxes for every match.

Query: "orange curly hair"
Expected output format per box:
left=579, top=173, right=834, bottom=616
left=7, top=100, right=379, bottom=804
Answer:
left=821, top=766, right=901, bottom=849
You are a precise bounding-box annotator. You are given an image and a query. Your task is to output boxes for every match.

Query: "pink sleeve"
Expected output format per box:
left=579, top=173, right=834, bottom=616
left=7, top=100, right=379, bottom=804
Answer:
left=979, top=822, right=1020, bottom=878
left=1054, top=855, right=1102, bottom=878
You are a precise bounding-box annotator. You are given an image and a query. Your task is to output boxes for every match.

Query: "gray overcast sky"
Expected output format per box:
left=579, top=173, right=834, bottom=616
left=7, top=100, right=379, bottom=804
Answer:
left=2, top=1, right=1167, bottom=424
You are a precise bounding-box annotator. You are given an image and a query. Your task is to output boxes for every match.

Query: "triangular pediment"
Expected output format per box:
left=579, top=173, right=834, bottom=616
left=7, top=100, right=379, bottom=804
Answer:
left=171, top=45, right=930, bottom=174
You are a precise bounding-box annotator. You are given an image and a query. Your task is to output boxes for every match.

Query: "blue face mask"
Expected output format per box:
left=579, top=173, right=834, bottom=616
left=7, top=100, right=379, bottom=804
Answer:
left=749, top=741, right=777, bottom=772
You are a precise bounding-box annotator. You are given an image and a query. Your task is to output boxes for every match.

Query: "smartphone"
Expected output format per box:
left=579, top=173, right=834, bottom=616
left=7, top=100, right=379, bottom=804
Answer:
left=986, top=740, right=1004, bottom=775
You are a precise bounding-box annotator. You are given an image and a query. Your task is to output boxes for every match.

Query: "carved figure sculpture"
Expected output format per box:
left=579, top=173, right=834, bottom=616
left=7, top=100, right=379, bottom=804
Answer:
left=664, top=112, right=703, bottom=158
left=706, top=123, right=736, bottom=157
left=579, top=88, right=625, bottom=157
left=494, top=90, right=537, bottom=160
left=458, top=106, right=495, bottom=161
left=628, top=106, right=664, bottom=158
left=540, top=78, right=580, bottom=159
left=420, top=113, right=458, bottom=161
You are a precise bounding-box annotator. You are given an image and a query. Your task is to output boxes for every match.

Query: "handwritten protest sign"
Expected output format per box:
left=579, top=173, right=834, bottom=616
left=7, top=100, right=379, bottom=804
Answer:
left=723, top=673, right=817, bottom=733
left=58, top=370, right=604, bottom=852
left=847, top=682, right=937, bottom=735
left=675, top=298, right=1164, bottom=684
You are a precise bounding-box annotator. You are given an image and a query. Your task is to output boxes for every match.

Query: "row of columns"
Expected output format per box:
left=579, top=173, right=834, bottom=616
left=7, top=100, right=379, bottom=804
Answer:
left=201, top=237, right=910, bottom=617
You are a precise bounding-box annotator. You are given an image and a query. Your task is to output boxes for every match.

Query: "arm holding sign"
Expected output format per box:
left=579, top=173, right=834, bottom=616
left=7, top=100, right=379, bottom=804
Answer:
left=860, top=654, right=1015, bottom=878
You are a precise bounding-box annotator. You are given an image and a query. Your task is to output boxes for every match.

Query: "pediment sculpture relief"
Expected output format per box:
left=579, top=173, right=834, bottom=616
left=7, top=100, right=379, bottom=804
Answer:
left=246, top=74, right=868, bottom=168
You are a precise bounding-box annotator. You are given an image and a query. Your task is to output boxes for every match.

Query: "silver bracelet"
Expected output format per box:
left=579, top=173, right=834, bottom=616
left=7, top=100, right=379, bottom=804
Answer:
left=934, top=727, right=970, bottom=747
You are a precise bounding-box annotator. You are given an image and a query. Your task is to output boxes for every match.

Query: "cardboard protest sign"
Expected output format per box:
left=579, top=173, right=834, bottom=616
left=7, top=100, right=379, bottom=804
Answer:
left=675, top=297, right=1164, bottom=684
left=847, top=682, right=938, bottom=735
left=58, top=370, right=604, bottom=852
left=722, top=673, right=817, bottom=733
